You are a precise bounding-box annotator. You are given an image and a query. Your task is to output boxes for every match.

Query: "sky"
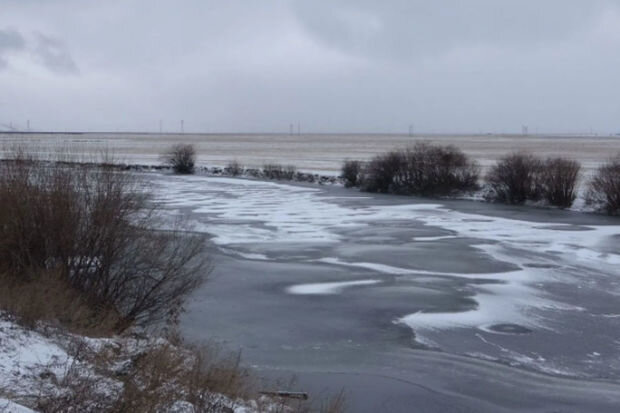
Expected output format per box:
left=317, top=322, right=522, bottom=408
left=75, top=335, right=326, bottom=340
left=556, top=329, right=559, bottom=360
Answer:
left=0, top=0, right=619, bottom=134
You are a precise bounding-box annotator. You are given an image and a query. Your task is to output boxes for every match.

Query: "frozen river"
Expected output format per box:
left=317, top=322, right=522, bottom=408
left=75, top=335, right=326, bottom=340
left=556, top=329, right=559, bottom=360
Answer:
left=2, top=132, right=619, bottom=175
left=150, top=173, right=620, bottom=412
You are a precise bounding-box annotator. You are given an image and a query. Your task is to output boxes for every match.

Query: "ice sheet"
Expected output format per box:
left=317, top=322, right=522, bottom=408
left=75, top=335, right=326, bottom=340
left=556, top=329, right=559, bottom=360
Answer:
left=151, top=175, right=620, bottom=336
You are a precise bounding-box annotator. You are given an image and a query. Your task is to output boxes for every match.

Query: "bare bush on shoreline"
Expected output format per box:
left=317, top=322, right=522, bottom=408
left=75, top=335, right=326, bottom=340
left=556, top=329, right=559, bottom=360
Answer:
left=539, top=157, right=581, bottom=209
left=262, top=164, right=296, bottom=180
left=341, top=160, right=363, bottom=188
left=392, top=143, right=479, bottom=196
left=162, top=143, right=196, bottom=174
left=586, top=154, right=620, bottom=215
left=358, top=143, right=479, bottom=196
left=225, top=160, right=245, bottom=176
left=484, top=152, right=543, bottom=204
left=0, top=150, right=209, bottom=334
left=485, top=153, right=582, bottom=208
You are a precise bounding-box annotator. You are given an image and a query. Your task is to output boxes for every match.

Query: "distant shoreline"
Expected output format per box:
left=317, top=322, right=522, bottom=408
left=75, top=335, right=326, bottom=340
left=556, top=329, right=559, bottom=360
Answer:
left=2, top=132, right=618, bottom=177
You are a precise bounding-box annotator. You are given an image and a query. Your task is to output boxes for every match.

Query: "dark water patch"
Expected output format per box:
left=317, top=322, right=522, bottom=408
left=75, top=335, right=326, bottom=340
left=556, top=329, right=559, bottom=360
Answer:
left=534, top=224, right=593, bottom=231
left=485, top=324, right=533, bottom=335
left=523, top=263, right=560, bottom=269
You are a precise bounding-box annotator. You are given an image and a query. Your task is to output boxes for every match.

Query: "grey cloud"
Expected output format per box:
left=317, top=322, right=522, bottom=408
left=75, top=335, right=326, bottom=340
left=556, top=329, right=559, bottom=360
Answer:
left=0, top=1, right=619, bottom=133
left=0, top=28, right=26, bottom=69
left=0, top=27, right=78, bottom=74
left=33, top=33, right=78, bottom=74
left=291, top=0, right=613, bottom=61
left=0, top=28, right=25, bottom=50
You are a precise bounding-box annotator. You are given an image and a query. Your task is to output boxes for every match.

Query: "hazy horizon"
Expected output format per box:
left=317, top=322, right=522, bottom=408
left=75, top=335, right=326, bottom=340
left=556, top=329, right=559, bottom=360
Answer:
left=2, top=129, right=619, bottom=136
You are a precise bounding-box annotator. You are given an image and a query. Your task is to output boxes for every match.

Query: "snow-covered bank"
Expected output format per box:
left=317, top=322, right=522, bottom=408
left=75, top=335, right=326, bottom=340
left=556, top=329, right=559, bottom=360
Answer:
left=0, top=315, right=279, bottom=413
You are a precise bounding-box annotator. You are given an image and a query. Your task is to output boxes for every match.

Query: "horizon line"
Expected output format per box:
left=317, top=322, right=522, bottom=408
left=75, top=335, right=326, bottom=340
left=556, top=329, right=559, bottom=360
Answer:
left=1, top=130, right=618, bottom=137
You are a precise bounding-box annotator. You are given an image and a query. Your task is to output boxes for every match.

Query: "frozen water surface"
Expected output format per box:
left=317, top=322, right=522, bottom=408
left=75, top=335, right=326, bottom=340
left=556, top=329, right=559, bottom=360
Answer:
left=149, top=173, right=620, bottom=412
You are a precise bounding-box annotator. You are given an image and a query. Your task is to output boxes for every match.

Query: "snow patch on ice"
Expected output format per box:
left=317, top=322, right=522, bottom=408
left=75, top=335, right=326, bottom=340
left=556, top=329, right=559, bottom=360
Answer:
left=413, top=235, right=459, bottom=242
left=151, top=176, right=446, bottom=245
left=316, top=257, right=425, bottom=275
left=317, top=255, right=526, bottom=281
left=287, top=280, right=381, bottom=295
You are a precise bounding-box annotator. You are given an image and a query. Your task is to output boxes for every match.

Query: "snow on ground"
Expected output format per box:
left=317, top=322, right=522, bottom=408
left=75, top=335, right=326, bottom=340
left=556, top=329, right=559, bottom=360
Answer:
left=0, top=318, right=73, bottom=410
left=0, top=398, right=36, bottom=413
left=0, top=315, right=273, bottom=413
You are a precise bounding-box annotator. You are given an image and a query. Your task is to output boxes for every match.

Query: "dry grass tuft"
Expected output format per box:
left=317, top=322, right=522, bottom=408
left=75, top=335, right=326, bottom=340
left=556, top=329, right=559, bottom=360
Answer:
left=262, top=164, right=297, bottom=180
left=0, top=271, right=120, bottom=335
left=225, top=160, right=245, bottom=176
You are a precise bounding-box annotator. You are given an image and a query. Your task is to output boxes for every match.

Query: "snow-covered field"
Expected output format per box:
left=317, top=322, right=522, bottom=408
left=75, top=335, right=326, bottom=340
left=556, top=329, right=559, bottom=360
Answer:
left=1, top=132, right=618, bottom=175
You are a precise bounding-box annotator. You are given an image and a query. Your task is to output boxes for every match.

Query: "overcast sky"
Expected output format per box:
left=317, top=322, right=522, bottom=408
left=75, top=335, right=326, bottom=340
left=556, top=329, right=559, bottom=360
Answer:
left=1, top=0, right=619, bottom=134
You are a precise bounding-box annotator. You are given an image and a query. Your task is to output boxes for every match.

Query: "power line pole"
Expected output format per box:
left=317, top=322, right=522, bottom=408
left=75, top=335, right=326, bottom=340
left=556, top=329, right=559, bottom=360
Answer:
left=181, top=120, right=184, bottom=134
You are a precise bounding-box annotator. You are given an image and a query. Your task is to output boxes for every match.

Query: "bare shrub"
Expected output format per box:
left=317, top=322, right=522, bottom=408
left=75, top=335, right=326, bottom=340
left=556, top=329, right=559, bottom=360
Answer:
left=0, top=151, right=208, bottom=333
left=162, top=144, right=196, bottom=174
left=262, top=163, right=296, bottom=180
left=485, top=152, right=543, bottom=204
left=225, top=160, right=244, bottom=176
left=359, top=143, right=479, bottom=196
left=341, top=160, right=363, bottom=188
left=586, top=154, right=620, bottom=215
left=360, top=151, right=404, bottom=193
left=393, top=143, right=479, bottom=196
left=539, top=157, right=581, bottom=208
